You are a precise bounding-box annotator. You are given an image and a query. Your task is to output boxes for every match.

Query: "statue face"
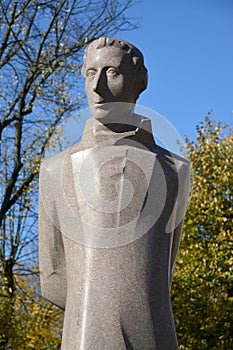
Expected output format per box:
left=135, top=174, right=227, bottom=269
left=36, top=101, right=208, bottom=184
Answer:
left=84, top=46, right=136, bottom=121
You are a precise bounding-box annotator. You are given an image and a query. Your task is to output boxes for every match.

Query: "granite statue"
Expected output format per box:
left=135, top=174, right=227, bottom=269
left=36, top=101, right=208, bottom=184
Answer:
left=39, top=37, right=190, bottom=349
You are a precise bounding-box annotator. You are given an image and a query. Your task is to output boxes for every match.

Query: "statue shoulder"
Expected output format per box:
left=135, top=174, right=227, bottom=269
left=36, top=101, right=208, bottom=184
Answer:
left=40, top=142, right=78, bottom=177
left=154, top=144, right=190, bottom=169
left=39, top=144, right=78, bottom=200
left=40, top=149, right=66, bottom=173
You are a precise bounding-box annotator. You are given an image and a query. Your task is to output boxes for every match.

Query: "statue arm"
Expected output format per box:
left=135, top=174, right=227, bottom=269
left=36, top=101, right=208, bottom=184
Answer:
left=169, top=160, right=190, bottom=288
left=169, top=220, right=184, bottom=288
left=39, top=163, right=67, bottom=310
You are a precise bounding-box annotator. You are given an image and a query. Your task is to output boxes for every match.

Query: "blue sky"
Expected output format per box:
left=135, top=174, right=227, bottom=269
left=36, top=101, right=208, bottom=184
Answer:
left=117, top=0, right=233, bottom=141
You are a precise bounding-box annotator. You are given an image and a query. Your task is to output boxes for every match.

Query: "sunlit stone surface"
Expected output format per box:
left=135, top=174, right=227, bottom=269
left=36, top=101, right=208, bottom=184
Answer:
left=39, top=37, right=190, bottom=350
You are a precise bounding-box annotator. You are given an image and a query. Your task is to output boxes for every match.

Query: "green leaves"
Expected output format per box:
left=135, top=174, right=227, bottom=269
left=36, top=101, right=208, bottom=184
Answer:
left=0, top=274, right=64, bottom=349
left=172, top=116, right=233, bottom=349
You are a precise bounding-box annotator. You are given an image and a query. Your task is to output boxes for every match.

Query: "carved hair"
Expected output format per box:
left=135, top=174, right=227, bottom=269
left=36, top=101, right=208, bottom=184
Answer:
left=81, top=37, right=148, bottom=101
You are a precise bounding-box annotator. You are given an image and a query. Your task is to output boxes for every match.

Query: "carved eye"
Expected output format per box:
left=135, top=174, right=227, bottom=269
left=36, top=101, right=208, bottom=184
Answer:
left=86, top=69, right=96, bottom=78
left=107, top=68, right=119, bottom=77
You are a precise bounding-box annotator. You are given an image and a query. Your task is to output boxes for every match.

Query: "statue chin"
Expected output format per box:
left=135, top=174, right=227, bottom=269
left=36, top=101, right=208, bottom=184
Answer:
left=90, top=104, right=113, bottom=122
left=90, top=102, right=135, bottom=124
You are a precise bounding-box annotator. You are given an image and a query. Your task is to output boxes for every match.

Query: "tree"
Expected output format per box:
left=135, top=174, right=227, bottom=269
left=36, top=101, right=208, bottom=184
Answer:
left=0, top=274, right=63, bottom=349
left=0, top=0, right=136, bottom=347
left=171, top=116, right=233, bottom=349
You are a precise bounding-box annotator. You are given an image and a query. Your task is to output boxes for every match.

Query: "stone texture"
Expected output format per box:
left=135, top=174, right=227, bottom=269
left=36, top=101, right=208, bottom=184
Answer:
left=39, top=37, right=190, bottom=349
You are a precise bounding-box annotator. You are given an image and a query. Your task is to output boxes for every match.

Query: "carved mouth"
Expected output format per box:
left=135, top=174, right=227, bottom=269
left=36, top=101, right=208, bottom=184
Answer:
left=93, top=104, right=112, bottom=111
left=92, top=102, right=113, bottom=108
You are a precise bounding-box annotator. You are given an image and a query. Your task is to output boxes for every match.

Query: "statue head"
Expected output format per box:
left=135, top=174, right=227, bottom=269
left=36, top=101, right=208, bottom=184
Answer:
left=81, top=37, right=148, bottom=122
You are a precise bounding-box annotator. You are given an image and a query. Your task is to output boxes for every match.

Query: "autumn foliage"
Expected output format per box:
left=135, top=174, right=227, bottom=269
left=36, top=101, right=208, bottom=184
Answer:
left=172, top=116, right=233, bottom=349
left=0, top=2, right=232, bottom=348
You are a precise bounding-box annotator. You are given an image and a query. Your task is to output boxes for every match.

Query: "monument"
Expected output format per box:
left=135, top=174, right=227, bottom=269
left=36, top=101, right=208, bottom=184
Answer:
left=39, top=37, right=190, bottom=349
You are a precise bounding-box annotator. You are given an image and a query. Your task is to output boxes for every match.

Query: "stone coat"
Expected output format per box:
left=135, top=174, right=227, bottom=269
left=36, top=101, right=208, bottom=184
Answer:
left=39, top=116, right=190, bottom=350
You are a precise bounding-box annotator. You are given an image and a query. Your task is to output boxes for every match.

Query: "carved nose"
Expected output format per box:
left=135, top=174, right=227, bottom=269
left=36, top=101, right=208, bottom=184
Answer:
left=93, top=72, right=106, bottom=94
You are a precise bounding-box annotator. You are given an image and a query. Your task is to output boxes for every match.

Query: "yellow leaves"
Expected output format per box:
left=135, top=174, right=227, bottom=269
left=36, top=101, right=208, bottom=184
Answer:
left=0, top=275, right=63, bottom=349
left=172, top=116, right=233, bottom=348
left=32, top=165, right=39, bottom=175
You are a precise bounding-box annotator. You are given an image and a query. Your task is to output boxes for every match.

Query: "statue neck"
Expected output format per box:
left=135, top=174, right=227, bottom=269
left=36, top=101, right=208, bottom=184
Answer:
left=81, top=115, right=156, bottom=149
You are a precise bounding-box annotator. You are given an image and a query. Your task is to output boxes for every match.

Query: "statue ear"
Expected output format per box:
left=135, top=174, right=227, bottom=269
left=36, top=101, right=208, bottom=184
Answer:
left=135, top=66, right=148, bottom=102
